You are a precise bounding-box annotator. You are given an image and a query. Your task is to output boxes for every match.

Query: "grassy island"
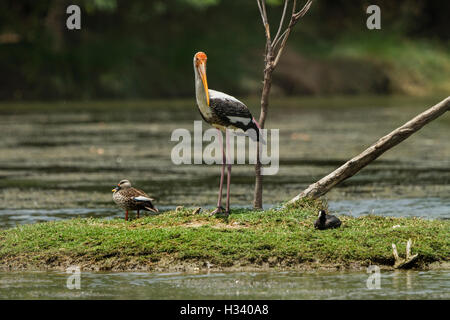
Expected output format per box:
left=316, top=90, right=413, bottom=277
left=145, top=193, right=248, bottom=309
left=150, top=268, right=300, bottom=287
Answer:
left=0, top=200, right=448, bottom=272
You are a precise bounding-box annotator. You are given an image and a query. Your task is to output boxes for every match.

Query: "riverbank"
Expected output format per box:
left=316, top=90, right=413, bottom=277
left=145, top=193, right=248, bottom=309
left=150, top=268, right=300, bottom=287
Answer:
left=1, top=200, right=448, bottom=272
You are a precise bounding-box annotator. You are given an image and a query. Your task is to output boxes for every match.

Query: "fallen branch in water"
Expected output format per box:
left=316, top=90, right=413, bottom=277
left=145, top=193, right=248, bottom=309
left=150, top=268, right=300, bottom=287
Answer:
left=288, top=96, right=450, bottom=204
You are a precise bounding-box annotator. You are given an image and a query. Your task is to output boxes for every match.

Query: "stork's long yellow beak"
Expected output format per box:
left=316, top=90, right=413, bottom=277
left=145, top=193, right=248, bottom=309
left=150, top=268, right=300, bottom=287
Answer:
left=198, top=62, right=209, bottom=106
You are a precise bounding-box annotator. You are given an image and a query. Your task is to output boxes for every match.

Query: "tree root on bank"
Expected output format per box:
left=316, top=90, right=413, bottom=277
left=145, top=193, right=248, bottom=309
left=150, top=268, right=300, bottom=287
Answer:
left=392, top=239, right=419, bottom=269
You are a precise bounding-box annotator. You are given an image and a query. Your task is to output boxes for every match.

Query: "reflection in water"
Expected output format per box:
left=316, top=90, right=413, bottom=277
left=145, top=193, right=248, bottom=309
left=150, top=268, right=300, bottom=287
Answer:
left=392, top=270, right=415, bottom=291
left=406, top=271, right=413, bottom=290
left=0, top=270, right=448, bottom=300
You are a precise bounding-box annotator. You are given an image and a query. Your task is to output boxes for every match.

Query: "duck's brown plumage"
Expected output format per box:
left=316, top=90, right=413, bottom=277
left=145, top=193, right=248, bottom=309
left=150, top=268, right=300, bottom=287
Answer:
left=112, top=180, right=158, bottom=220
left=113, top=187, right=157, bottom=212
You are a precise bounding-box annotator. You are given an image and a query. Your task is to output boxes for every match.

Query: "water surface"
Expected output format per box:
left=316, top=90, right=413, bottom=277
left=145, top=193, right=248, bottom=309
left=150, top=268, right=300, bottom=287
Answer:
left=0, top=270, right=448, bottom=300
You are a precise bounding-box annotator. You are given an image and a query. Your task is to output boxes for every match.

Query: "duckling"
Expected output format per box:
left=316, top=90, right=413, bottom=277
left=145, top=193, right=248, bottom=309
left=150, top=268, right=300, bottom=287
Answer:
left=314, top=210, right=341, bottom=230
left=112, top=179, right=159, bottom=221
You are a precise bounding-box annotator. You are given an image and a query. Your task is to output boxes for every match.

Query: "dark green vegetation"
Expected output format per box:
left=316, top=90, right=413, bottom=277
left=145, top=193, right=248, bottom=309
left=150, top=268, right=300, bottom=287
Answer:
left=1, top=200, right=448, bottom=271
left=1, top=0, right=450, bottom=100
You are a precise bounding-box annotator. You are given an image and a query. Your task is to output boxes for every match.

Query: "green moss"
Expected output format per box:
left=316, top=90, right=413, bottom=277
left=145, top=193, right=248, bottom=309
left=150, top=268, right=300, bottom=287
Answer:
left=0, top=201, right=448, bottom=271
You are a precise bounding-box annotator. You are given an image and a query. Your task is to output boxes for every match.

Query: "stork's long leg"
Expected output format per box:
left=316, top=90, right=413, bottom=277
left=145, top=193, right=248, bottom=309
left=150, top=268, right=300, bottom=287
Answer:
left=125, top=210, right=129, bottom=221
left=225, top=129, right=232, bottom=215
left=210, top=129, right=225, bottom=215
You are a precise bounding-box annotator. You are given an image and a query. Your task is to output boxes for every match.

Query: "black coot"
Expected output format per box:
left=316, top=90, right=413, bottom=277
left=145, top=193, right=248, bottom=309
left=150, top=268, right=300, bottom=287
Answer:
left=314, top=210, right=341, bottom=230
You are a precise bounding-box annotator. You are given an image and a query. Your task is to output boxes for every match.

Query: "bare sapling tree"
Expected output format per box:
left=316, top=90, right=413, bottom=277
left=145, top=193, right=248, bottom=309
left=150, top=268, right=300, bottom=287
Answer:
left=254, top=0, right=314, bottom=209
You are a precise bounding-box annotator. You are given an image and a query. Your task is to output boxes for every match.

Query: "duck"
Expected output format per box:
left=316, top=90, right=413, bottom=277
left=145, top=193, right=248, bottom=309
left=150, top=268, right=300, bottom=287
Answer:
left=314, top=210, right=341, bottom=230
left=112, top=179, right=159, bottom=221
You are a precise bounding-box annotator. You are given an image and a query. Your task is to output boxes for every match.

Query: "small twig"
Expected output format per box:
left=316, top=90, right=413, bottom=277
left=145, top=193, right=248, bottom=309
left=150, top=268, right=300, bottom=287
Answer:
left=272, top=0, right=296, bottom=67
left=272, top=28, right=288, bottom=50
left=257, top=0, right=313, bottom=67
left=293, top=0, right=313, bottom=20
left=257, top=0, right=271, bottom=43
left=273, top=0, right=313, bottom=67
left=273, top=0, right=289, bottom=45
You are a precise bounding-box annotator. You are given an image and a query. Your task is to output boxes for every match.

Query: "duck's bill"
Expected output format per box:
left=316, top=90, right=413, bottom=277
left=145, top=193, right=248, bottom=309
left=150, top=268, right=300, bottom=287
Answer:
left=112, top=186, right=119, bottom=192
left=146, top=206, right=159, bottom=213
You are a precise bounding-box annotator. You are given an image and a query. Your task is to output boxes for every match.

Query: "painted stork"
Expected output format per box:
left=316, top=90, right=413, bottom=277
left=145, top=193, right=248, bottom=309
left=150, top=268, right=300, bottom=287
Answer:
left=193, top=51, right=261, bottom=216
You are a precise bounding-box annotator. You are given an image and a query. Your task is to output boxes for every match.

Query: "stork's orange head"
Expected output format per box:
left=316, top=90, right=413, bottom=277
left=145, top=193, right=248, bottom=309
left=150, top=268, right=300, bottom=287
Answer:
left=194, top=52, right=207, bottom=66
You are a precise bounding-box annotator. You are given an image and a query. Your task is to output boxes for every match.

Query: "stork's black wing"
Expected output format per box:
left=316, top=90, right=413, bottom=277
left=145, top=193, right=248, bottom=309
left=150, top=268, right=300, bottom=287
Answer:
left=210, top=96, right=256, bottom=132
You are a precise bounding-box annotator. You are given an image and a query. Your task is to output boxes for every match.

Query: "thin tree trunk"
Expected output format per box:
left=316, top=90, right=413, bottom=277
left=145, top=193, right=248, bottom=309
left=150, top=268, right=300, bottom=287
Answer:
left=253, top=66, right=273, bottom=209
left=254, top=0, right=313, bottom=209
left=288, top=96, right=450, bottom=204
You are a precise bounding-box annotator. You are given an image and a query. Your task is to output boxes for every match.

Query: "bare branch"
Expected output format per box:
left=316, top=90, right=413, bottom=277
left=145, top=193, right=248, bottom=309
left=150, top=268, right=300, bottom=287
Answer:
left=273, top=0, right=289, bottom=46
left=257, top=0, right=271, bottom=42
left=273, top=28, right=291, bottom=67
left=293, top=0, right=313, bottom=20
left=272, top=28, right=288, bottom=49
left=291, top=0, right=298, bottom=17
left=256, top=0, right=265, bottom=26
left=273, top=0, right=313, bottom=67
